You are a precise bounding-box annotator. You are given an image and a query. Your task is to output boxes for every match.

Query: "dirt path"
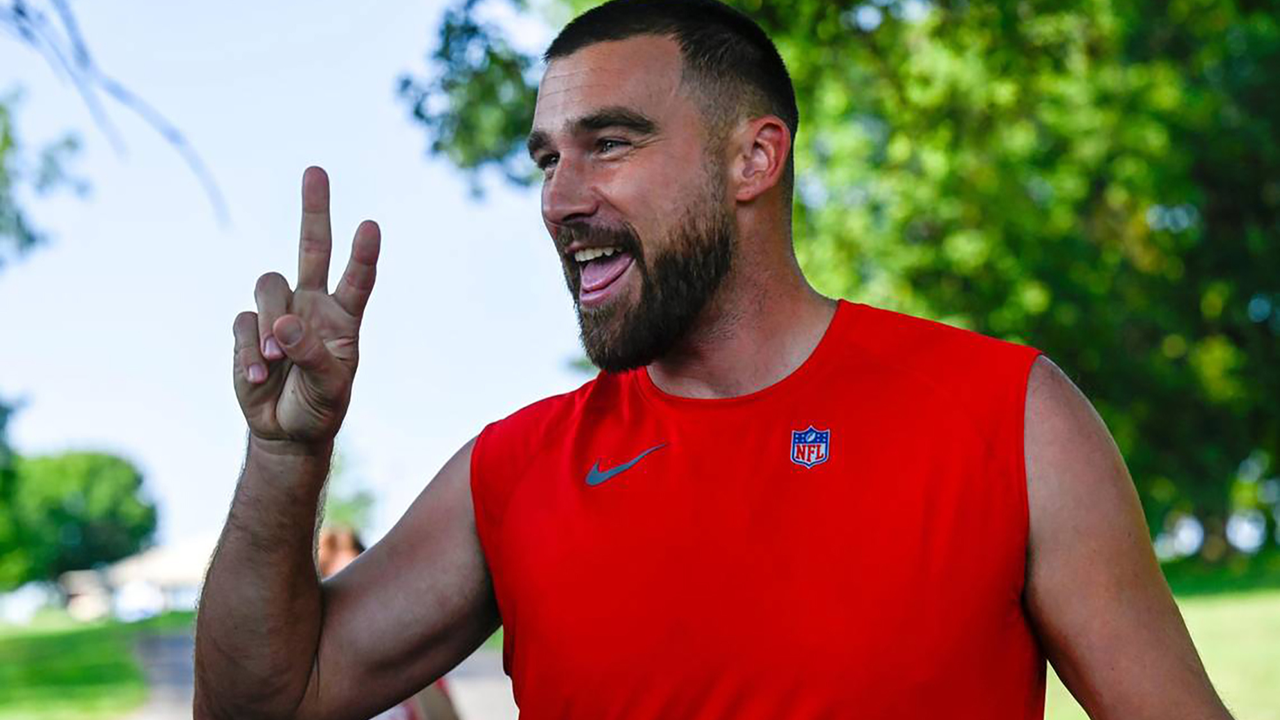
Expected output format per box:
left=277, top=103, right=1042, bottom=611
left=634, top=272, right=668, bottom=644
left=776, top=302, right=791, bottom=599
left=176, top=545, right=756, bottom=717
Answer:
left=443, top=649, right=519, bottom=720
left=123, top=633, right=194, bottom=720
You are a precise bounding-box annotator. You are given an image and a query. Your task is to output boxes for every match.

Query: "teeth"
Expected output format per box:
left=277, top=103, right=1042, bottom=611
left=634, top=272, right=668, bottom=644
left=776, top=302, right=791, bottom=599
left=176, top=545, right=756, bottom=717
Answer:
left=573, top=246, right=620, bottom=263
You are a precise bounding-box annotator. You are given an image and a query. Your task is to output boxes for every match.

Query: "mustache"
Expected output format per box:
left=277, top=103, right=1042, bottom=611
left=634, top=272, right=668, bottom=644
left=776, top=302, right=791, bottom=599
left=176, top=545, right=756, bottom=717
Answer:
left=557, top=222, right=643, bottom=258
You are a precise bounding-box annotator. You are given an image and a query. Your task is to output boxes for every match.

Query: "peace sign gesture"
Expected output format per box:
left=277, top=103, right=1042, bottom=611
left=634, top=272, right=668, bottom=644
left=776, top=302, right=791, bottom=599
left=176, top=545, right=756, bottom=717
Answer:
left=232, top=167, right=381, bottom=450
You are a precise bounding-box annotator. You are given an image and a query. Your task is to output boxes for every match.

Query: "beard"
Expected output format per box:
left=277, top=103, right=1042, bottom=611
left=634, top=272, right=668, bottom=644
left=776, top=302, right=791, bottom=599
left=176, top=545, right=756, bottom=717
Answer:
left=558, top=189, right=735, bottom=373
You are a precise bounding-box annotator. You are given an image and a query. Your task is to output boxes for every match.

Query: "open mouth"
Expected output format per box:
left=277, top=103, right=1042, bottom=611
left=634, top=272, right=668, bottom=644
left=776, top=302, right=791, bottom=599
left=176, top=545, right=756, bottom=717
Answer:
left=575, top=246, right=634, bottom=306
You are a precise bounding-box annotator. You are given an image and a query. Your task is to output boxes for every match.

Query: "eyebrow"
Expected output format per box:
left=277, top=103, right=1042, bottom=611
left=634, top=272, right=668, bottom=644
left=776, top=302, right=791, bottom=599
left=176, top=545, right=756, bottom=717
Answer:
left=526, top=106, right=660, bottom=159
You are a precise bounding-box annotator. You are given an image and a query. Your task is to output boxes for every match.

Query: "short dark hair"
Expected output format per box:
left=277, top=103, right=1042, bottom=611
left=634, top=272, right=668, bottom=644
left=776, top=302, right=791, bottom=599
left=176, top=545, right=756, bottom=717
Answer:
left=545, top=0, right=799, bottom=191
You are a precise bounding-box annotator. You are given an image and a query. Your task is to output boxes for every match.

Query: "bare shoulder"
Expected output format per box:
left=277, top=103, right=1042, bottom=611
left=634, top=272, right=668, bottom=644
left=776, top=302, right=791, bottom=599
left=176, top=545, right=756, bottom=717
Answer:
left=1021, top=356, right=1232, bottom=719
left=1022, top=353, right=1158, bottom=610
left=1023, top=354, right=1143, bottom=573
left=1023, top=355, right=1155, bottom=548
left=1025, top=356, right=1113, bottom=456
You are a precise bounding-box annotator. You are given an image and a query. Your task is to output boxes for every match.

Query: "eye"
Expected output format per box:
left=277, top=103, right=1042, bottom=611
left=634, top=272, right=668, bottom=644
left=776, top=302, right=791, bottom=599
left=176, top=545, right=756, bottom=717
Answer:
left=596, top=138, right=629, bottom=156
left=536, top=153, right=559, bottom=172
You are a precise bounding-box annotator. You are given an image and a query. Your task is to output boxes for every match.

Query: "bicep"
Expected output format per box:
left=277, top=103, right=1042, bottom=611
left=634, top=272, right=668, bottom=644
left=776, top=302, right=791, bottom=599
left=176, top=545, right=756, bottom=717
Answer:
left=298, top=438, right=500, bottom=720
left=1023, top=357, right=1229, bottom=720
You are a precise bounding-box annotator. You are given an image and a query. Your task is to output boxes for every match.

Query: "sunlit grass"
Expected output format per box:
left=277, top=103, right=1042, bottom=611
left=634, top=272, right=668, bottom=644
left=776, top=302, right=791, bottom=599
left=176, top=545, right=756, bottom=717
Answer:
left=1046, top=589, right=1280, bottom=720
left=0, top=619, right=144, bottom=720
left=0, top=611, right=193, bottom=720
left=485, top=627, right=504, bottom=651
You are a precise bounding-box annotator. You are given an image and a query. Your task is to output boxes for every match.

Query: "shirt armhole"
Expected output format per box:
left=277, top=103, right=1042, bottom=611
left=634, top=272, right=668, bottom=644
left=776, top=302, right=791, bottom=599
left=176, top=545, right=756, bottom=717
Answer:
left=1013, top=348, right=1045, bottom=598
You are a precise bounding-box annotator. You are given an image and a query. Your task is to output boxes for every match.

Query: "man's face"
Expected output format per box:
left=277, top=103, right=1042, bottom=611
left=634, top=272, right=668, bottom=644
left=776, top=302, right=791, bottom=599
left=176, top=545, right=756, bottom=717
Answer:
left=529, top=35, right=735, bottom=372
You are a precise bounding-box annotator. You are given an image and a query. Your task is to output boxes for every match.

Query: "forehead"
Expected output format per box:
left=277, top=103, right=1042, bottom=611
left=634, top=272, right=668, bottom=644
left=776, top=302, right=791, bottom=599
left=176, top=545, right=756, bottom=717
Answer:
left=533, top=35, right=688, bottom=133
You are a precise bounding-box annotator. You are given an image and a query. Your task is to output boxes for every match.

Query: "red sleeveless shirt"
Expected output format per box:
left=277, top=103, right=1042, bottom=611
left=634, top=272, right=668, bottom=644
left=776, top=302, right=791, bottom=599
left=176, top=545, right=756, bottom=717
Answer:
left=471, top=300, right=1046, bottom=718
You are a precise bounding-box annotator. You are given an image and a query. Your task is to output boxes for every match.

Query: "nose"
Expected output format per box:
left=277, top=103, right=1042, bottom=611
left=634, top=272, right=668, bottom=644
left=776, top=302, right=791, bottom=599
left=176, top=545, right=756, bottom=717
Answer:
left=541, top=155, right=599, bottom=230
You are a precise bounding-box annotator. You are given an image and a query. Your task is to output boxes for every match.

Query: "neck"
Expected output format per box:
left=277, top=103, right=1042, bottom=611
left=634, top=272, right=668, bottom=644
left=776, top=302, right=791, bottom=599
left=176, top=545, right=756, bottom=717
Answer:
left=646, top=236, right=837, bottom=399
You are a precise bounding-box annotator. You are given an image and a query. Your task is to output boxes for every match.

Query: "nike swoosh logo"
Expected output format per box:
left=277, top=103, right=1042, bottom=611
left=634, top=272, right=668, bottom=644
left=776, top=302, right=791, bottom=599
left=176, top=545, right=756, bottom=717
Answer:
left=585, top=444, right=666, bottom=486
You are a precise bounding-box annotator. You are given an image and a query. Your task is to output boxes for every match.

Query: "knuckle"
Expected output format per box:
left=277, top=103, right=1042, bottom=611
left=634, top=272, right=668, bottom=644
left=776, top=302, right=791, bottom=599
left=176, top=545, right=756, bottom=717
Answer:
left=343, top=269, right=375, bottom=293
left=299, top=241, right=328, bottom=263
left=300, top=234, right=329, bottom=251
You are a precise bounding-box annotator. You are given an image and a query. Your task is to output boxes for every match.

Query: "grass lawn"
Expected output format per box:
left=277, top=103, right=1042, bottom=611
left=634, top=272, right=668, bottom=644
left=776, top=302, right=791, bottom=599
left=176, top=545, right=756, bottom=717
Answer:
left=484, top=627, right=504, bottom=651
left=0, top=611, right=193, bottom=720
left=3, top=584, right=1276, bottom=719
left=1046, top=588, right=1280, bottom=719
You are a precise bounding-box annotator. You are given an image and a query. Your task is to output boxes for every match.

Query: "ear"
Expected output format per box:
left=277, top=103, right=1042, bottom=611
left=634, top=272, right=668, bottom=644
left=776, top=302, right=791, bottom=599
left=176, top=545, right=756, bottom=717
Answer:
left=728, top=115, right=791, bottom=204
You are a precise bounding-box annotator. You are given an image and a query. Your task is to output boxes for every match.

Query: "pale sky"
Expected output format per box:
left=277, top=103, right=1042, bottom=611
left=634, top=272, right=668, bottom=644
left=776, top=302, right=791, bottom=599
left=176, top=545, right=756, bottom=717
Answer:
left=0, top=0, right=589, bottom=545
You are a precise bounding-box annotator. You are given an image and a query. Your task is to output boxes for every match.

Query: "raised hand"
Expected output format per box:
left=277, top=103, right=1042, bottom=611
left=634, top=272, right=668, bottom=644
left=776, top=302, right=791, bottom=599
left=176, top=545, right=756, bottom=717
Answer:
left=232, top=166, right=381, bottom=449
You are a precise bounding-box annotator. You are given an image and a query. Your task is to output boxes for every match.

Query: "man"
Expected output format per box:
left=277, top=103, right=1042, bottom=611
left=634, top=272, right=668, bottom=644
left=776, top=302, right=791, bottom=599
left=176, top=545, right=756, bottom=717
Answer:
left=194, top=1, right=1234, bottom=718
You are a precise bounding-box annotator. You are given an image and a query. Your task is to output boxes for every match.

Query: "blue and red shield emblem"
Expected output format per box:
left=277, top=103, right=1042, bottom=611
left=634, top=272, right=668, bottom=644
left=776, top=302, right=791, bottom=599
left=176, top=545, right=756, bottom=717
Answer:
left=791, top=426, right=830, bottom=468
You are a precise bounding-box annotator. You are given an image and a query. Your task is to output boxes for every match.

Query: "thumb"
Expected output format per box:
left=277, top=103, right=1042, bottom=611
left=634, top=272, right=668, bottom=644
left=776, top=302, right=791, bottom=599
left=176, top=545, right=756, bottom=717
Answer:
left=273, top=315, right=339, bottom=377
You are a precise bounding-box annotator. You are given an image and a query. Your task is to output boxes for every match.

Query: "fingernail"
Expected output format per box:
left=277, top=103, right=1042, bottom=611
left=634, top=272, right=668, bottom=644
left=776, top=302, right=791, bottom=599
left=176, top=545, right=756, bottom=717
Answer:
left=248, top=364, right=266, bottom=383
left=277, top=318, right=303, bottom=346
left=264, top=336, right=283, bottom=358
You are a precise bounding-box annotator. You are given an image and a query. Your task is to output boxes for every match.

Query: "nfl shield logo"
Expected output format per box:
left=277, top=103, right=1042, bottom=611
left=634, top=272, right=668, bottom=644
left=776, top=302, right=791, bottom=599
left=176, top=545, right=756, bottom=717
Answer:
left=791, top=426, right=831, bottom=468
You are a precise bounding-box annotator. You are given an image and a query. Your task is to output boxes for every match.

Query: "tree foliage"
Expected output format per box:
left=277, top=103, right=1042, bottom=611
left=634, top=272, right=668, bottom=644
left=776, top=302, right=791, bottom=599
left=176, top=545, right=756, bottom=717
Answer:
left=398, top=0, right=540, bottom=188
left=402, top=0, right=1280, bottom=555
left=0, top=90, right=83, bottom=272
left=322, top=450, right=376, bottom=535
left=0, top=404, right=21, bottom=587
left=0, top=451, right=157, bottom=588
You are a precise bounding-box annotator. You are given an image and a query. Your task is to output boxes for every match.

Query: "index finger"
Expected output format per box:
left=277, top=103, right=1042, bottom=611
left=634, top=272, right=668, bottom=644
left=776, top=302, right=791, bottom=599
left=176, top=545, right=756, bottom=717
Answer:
left=298, top=166, right=333, bottom=291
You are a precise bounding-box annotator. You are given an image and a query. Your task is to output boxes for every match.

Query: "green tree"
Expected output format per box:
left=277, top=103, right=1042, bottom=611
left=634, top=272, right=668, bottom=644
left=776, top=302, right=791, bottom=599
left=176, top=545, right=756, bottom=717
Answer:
left=0, top=403, right=22, bottom=586
left=322, top=449, right=376, bottom=535
left=0, top=452, right=157, bottom=588
left=400, top=0, right=1280, bottom=556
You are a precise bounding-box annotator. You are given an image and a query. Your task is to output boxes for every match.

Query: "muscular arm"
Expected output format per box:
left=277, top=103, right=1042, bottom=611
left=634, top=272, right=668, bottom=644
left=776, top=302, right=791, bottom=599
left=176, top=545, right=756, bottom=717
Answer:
left=195, top=438, right=499, bottom=720
left=1023, top=357, right=1232, bottom=719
